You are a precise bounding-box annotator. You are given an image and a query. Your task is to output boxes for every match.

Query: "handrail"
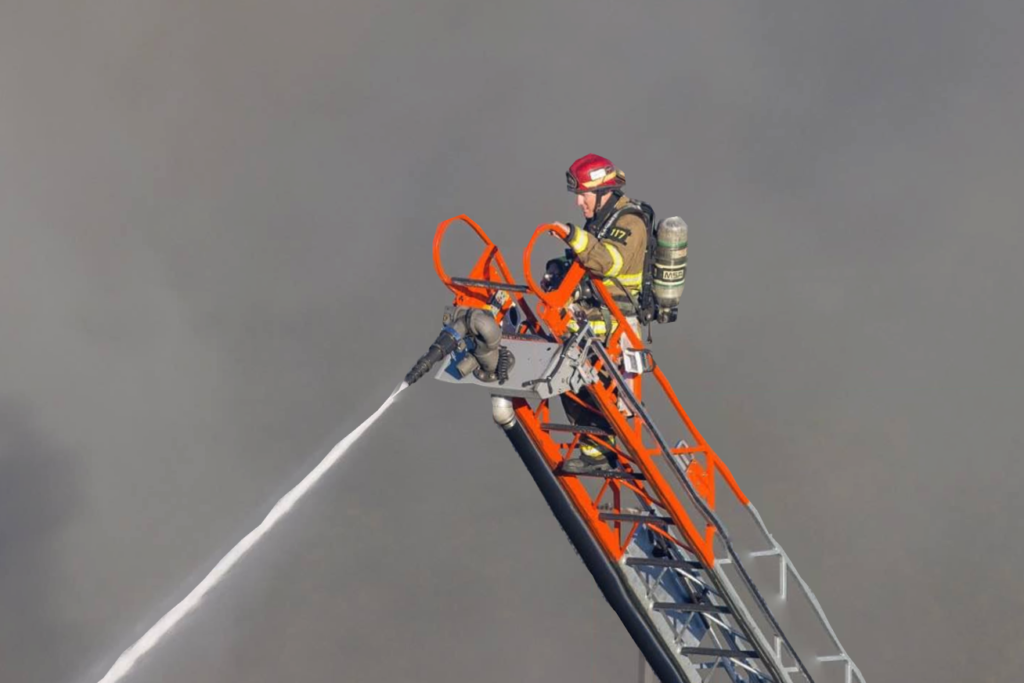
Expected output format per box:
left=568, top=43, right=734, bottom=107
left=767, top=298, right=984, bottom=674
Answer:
left=433, top=214, right=524, bottom=312
left=522, top=222, right=593, bottom=337
left=522, top=222, right=569, bottom=309
left=432, top=214, right=497, bottom=290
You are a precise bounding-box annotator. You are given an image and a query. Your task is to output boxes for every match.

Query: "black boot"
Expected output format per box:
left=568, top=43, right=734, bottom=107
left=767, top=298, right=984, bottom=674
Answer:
left=562, top=452, right=612, bottom=474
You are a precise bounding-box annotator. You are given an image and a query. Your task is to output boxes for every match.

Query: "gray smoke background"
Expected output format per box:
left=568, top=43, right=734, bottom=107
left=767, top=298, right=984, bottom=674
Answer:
left=1, top=2, right=1022, bottom=682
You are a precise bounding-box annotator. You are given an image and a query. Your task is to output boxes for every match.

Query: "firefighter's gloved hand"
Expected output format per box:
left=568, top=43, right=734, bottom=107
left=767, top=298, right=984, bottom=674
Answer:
left=553, top=222, right=577, bottom=242
left=541, top=256, right=571, bottom=292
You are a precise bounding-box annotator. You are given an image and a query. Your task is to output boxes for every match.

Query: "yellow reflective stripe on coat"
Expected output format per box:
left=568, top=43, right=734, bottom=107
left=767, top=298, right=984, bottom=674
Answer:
left=603, top=243, right=624, bottom=277
left=612, top=272, right=644, bottom=288
left=569, top=229, right=589, bottom=253
left=601, top=273, right=644, bottom=296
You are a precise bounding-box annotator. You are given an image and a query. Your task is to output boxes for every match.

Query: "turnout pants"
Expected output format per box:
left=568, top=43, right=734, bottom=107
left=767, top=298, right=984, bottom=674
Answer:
left=561, top=316, right=640, bottom=462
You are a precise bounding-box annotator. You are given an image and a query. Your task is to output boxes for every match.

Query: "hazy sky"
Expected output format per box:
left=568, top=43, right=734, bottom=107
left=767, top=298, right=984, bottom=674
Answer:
left=1, top=2, right=1022, bottom=682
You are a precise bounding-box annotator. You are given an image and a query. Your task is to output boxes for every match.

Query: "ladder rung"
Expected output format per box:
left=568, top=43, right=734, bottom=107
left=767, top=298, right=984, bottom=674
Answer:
left=449, top=277, right=533, bottom=293
left=557, top=468, right=645, bottom=480
left=652, top=602, right=731, bottom=614
left=600, top=512, right=673, bottom=525
left=626, top=557, right=705, bottom=571
left=679, top=647, right=759, bottom=659
left=541, top=422, right=611, bottom=437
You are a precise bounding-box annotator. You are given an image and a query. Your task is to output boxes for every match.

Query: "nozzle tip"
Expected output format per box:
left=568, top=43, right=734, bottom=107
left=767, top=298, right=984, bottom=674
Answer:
left=404, top=360, right=429, bottom=386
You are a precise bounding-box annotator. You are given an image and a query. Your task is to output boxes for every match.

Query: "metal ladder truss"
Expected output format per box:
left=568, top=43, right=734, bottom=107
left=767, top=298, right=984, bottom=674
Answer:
left=428, top=215, right=865, bottom=683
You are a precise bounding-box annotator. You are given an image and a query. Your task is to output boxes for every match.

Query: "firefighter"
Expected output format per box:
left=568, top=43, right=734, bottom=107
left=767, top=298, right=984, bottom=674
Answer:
left=549, top=154, right=649, bottom=474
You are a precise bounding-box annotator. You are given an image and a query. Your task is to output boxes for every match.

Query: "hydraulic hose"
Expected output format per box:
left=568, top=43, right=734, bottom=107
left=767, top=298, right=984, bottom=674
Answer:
left=464, top=308, right=502, bottom=378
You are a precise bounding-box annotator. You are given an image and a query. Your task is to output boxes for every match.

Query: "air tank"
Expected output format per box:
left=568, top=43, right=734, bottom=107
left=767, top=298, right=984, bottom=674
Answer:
left=653, top=217, right=687, bottom=321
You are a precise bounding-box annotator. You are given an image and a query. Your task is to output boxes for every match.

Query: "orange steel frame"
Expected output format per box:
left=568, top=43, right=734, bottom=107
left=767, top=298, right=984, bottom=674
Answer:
left=433, top=216, right=749, bottom=569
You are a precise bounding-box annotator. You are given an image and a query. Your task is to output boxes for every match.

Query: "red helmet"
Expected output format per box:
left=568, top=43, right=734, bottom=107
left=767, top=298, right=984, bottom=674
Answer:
left=566, top=154, right=625, bottom=194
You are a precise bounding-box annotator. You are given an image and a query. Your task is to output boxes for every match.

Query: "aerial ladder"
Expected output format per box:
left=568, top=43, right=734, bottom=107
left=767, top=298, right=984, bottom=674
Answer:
left=405, top=216, right=866, bottom=683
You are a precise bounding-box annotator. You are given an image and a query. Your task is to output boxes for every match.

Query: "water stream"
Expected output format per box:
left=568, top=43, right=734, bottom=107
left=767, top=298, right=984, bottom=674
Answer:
left=93, top=381, right=409, bottom=683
